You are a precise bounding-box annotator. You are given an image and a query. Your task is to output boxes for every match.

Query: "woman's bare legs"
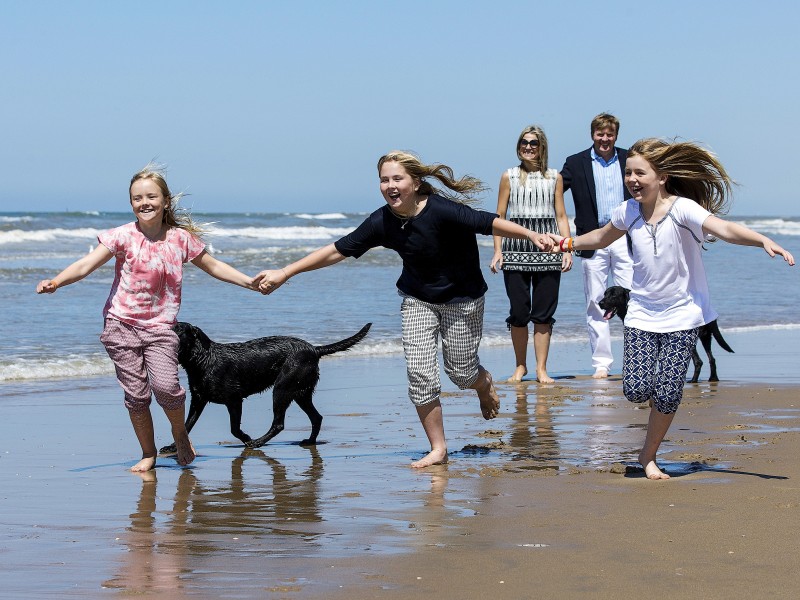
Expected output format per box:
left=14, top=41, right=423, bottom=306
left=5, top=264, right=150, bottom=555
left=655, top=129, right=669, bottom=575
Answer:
left=412, top=400, right=448, bottom=468
left=509, top=325, right=528, bottom=382
left=533, top=323, right=554, bottom=383
left=639, top=408, right=676, bottom=480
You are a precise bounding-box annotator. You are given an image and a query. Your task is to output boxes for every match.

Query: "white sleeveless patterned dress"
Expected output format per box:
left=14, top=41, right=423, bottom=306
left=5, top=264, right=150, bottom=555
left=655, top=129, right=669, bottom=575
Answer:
left=501, top=166, right=563, bottom=271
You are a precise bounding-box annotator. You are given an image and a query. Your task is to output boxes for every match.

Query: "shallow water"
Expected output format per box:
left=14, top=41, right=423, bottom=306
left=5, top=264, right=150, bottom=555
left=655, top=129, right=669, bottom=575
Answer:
left=3, top=341, right=799, bottom=597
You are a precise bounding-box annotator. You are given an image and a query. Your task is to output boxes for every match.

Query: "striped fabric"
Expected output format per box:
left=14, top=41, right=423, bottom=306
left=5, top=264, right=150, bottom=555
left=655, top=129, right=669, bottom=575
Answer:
left=501, top=167, right=563, bottom=271
left=590, top=148, right=626, bottom=227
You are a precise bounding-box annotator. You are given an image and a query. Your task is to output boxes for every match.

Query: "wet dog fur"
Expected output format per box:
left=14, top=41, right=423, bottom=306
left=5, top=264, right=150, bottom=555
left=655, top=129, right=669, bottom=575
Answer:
left=598, top=286, right=733, bottom=383
left=159, top=322, right=371, bottom=453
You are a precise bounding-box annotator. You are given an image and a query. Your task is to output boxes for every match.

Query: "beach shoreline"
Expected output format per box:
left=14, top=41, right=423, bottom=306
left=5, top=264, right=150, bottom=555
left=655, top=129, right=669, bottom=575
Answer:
left=1, top=329, right=798, bottom=598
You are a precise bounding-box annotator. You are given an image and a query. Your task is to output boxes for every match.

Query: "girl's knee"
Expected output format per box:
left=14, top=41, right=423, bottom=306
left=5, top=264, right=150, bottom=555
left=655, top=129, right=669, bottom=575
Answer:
left=623, top=383, right=653, bottom=405
left=124, top=394, right=152, bottom=412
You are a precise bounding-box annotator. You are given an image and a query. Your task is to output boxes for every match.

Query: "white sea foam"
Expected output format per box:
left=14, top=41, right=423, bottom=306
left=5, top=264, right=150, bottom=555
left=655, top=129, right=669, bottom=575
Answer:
left=0, top=215, right=35, bottom=223
left=295, top=213, right=348, bottom=220
left=0, top=227, right=101, bottom=245
left=0, top=354, right=115, bottom=382
left=731, top=218, right=800, bottom=236
left=205, top=225, right=353, bottom=240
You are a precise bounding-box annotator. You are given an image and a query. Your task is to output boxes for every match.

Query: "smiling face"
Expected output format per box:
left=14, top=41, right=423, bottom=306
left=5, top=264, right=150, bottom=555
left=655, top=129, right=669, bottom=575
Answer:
left=129, top=178, right=167, bottom=227
left=517, top=133, right=540, bottom=164
left=592, top=126, right=618, bottom=160
left=379, top=160, right=420, bottom=215
left=625, top=155, right=667, bottom=203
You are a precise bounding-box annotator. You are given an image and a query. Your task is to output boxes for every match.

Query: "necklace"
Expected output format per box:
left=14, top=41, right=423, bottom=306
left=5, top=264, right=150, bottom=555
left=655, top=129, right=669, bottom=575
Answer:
left=389, top=201, right=419, bottom=230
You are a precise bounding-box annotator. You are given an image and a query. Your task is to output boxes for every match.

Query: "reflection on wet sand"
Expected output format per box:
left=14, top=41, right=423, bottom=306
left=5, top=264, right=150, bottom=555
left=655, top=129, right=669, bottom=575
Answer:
left=103, top=447, right=324, bottom=594
left=506, top=383, right=560, bottom=470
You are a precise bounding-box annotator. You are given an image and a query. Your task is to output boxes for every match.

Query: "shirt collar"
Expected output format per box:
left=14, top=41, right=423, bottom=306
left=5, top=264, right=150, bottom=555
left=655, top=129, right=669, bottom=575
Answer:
left=591, top=147, right=619, bottom=167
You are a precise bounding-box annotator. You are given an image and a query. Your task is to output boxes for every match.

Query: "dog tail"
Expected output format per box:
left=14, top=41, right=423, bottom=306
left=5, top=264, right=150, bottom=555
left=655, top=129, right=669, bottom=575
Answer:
left=314, top=323, right=372, bottom=357
left=708, top=321, right=734, bottom=353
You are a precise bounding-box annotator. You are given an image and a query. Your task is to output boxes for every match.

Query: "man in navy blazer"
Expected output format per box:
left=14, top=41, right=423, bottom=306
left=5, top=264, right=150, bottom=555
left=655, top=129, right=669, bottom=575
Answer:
left=561, top=113, right=633, bottom=378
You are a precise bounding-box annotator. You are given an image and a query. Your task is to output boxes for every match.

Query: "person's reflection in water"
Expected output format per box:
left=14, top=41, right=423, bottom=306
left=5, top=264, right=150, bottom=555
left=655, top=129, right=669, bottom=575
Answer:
left=102, top=470, right=191, bottom=597
left=508, top=383, right=561, bottom=469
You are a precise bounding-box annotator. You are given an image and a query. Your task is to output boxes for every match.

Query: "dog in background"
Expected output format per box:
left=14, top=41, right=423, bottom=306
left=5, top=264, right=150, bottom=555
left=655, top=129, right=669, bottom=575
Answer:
left=598, top=286, right=733, bottom=383
left=159, top=322, right=371, bottom=453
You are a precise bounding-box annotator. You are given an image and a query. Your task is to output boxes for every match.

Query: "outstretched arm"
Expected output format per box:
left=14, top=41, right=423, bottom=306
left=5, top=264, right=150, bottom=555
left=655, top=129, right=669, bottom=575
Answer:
left=490, top=172, right=511, bottom=273
left=256, top=243, right=347, bottom=295
left=703, top=215, right=795, bottom=265
left=191, top=250, right=257, bottom=289
left=36, top=244, right=114, bottom=293
left=547, top=221, right=625, bottom=252
left=491, top=218, right=553, bottom=251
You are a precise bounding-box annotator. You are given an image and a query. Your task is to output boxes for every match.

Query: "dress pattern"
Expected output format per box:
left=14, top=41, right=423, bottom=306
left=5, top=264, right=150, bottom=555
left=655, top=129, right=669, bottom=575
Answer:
left=501, top=167, right=563, bottom=271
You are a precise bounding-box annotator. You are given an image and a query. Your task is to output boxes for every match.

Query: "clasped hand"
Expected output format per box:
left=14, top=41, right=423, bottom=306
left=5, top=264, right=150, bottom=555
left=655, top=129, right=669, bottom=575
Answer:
left=252, top=269, right=288, bottom=295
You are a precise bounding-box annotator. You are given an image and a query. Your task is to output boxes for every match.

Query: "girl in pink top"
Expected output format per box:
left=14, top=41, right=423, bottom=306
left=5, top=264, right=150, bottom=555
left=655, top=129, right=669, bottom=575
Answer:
left=36, top=165, right=256, bottom=472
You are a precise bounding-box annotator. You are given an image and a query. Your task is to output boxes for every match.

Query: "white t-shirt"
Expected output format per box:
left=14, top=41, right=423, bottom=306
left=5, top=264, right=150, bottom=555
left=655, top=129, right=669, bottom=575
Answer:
left=611, top=197, right=718, bottom=333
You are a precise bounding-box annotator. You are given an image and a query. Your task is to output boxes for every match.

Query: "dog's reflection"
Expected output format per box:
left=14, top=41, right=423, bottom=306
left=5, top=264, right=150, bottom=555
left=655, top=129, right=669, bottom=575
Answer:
left=103, top=447, right=324, bottom=594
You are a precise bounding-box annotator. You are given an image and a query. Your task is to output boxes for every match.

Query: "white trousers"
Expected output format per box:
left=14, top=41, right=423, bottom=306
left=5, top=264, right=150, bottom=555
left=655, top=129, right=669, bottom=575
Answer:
left=581, top=235, right=633, bottom=371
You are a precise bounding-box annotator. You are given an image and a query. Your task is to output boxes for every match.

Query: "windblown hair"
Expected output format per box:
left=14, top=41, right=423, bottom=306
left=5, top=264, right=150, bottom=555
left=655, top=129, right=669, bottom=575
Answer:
left=377, top=150, right=486, bottom=204
left=515, top=125, right=550, bottom=177
left=129, top=163, right=206, bottom=236
left=591, top=112, right=620, bottom=135
left=628, top=138, right=734, bottom=215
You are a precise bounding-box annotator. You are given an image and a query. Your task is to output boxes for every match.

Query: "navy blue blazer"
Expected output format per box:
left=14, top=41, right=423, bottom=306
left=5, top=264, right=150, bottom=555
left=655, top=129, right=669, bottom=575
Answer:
left=560, top=147, right=630, bottom=258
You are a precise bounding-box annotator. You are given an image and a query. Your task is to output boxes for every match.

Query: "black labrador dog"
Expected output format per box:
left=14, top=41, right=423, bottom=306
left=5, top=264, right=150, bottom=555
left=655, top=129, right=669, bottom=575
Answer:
left=159, top=322, right=371, bottom=453
left=598, top=286, right=733, bottom=383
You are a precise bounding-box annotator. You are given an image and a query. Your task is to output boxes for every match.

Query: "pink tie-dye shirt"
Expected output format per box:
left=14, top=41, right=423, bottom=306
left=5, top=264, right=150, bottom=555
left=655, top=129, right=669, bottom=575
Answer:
left=98, top=222, right=205, bottom=328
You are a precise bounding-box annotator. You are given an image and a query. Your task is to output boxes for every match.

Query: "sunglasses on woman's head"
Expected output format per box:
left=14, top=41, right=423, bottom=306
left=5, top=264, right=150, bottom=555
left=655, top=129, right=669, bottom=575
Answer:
left=519, top=140, right=539, bottom=147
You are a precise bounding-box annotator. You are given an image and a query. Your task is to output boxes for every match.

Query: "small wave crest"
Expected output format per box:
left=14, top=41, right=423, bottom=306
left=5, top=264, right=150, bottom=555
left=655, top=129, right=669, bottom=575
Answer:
left=732, top=218, right=800, bottom=236
left=0, top=354, right=115, bottom=382
left=294, top=213, right=348, bottom=220
left=0, top=227, right=101, bottom=245
left=205, top=225, right=353, bottom=240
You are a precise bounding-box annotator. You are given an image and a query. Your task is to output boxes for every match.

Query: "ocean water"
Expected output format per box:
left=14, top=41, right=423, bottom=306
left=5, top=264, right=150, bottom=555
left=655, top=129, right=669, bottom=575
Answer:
left=1, top=210, right=799, bottom=385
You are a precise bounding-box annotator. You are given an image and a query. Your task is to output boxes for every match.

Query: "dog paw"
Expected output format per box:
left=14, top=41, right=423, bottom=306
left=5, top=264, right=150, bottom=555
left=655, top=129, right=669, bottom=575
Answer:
left=159, top=443, right=177, bottom=455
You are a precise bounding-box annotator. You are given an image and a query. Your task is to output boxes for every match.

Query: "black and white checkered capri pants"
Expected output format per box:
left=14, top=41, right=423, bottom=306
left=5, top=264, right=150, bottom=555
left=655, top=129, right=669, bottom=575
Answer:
left=400, top=293, right=484, bottom=406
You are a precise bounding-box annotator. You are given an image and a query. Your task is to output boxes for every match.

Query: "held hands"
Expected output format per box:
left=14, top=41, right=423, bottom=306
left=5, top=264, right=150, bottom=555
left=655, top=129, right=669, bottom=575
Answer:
left=254, top=268, right=290, bottom=295
left=546, top=233, right=565, bottom=250
left=529, top=233, right=554, bottom=252
left=36, top=279, right=58, bottom=294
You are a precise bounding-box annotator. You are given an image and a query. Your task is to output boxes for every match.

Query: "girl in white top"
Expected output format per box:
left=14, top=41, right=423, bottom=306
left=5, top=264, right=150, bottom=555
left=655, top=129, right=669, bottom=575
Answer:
left=549, top=138, right=794, bottom=480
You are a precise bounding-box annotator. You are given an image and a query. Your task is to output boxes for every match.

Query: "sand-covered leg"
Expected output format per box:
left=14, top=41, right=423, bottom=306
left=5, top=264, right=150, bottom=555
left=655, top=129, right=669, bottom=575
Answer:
left=412, top=400, right=448, bottom=468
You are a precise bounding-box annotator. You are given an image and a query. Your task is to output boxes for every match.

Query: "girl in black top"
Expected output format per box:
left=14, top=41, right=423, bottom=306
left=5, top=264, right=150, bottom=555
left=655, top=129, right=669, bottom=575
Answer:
left=256, top=151, right=552, bottom=468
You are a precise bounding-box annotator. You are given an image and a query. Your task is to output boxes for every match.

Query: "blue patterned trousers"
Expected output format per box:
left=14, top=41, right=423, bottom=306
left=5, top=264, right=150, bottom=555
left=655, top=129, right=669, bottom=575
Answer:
left=622, top=326, right=699, bottom=414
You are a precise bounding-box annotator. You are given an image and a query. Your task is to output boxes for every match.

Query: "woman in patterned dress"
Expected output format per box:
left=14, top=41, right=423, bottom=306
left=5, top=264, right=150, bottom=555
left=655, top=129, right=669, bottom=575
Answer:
left=491, top=126, right=572, bottom=383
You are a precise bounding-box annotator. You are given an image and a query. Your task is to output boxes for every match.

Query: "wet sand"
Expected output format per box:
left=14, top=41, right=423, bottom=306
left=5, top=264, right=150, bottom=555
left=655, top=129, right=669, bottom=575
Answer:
left=1, top=329, right=798, bottom=598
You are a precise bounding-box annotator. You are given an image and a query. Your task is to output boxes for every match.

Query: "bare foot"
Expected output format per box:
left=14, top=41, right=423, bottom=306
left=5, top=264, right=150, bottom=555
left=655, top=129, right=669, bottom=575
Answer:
left=131, top=456, right=156, bottom=473
left=508, top=365, right=527, bottom=382
left=173, top=428, right=196, bottom=467
left=474, top=368, right=500, bottom=419
left=536, top=369, right=554, bottom=384
left=411, top=448, right=448, bottom=468
left=592, top=367, right=609, bottom=379
left=641, top=460, right=670, bottom=480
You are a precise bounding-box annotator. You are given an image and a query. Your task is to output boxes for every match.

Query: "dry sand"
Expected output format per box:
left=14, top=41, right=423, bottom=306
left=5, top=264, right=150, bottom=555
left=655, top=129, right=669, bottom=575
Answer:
left=1, top=330, right=798, bottom=598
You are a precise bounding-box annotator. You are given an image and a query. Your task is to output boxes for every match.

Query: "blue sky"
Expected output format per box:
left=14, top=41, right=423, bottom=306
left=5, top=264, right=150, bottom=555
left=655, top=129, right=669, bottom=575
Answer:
left=2, top=1, right=798, bottom=216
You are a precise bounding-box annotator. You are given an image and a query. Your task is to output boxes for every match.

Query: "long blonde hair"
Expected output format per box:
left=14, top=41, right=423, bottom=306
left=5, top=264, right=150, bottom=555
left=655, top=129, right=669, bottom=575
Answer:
left=377, top=150, right=486, bottom=204
left=627, top=138, right=734, bottom=215
left=515, top=125, right=549, bottom=177
left=129, top=163, right=206, bottom=236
